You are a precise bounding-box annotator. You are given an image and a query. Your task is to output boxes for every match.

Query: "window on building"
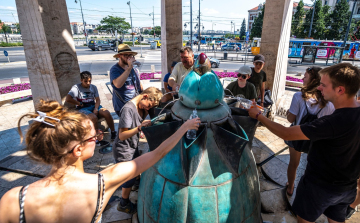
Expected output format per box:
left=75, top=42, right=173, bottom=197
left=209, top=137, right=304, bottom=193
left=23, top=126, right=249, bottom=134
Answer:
left=357, top=7, right=360, bottom=14
left=325, top=1, right=328, bottom=5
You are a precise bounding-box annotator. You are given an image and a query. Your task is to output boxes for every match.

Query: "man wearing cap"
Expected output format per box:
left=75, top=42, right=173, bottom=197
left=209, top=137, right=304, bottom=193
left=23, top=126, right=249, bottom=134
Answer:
left=225, top=65, right=257, bottom=102
left=168, top=47, right=195, bottom=92
left=110, top=44, right=142, bottom=116
left=248, top=54, right=267, bottom=107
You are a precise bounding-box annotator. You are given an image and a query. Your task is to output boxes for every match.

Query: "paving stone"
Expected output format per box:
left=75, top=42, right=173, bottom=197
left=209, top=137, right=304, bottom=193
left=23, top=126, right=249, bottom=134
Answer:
left=259, top=177, right=283, bottom=192
left=252, top=146, right=272, bottom=164
left=261, top=188, right=288, bottom=213
left=261, top=212, right=297, bottom=223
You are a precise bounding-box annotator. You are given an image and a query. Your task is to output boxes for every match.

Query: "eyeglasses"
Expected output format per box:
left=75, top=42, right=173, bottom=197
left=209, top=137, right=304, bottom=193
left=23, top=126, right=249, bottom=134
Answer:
left=237, top=74, right=248, bottom=79
left=123, top=54, right=135, bottom=58
left=68, top=132, right=104, bottom=154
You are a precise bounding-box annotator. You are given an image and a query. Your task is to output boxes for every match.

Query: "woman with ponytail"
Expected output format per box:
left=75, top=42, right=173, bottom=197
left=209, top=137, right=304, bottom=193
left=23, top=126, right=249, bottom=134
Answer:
left=285, top=67, right=335, bottom=196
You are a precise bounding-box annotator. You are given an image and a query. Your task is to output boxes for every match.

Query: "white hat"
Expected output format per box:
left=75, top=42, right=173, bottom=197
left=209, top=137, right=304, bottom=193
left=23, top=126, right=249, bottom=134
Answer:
left=235, top=65, right=252, bottom=75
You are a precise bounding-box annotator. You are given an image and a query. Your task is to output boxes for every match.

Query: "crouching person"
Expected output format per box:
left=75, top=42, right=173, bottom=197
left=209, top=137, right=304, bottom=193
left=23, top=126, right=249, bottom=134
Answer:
left=66, top=71, right=117, bottom=143
left=113, top=87, right=163, bottom=214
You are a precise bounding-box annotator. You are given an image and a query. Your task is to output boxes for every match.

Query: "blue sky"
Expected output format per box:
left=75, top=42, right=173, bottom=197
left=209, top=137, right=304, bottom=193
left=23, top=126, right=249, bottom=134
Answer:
left=1, top=0, right=314, bottom=31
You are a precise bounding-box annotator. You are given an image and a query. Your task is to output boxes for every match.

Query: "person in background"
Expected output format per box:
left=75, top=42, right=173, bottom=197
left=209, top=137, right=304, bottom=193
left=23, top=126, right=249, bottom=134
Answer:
left=284, top=67, right=334, bottom=196
left=225, top=65, right=257, bottom=102
left=248, top=54, right=267, bottom=107
left=113, top=87, right=163, bottom=214
left=110, top=44, right=142, bottom=117
left=168, top=47, right=195, bottom=92
left=66, top=71, right=117, bottom=143
left=164, top=61, right=178, bottom=93
left=0, top=100, right=200, bottom=223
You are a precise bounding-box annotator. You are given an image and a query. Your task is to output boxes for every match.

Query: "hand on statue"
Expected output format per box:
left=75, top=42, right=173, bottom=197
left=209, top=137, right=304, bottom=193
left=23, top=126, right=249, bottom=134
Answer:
left=184, top=118, right=201, bottom=131
left=247, top=102, right=262, bottom=119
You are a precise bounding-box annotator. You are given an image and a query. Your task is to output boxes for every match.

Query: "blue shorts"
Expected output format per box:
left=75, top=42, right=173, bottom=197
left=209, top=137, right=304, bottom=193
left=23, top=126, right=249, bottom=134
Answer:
left=78, top=105, right=103, bottom=115
left=292, top=176, right=356, bottom=222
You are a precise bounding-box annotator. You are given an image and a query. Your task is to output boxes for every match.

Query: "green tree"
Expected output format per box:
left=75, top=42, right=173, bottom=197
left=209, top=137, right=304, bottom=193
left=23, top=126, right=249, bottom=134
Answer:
left=250, top=5, right=265, bottom=39
left=292, top=0, right=306, bottom=38
left=240, top=19, right=246, bottom=40
left=301, top=0, right=325, bottom=39
left=97, top=16, right=131, bottom=35
left=143, top=29, right=150, bottom=35
left=150, top=26, right=161, bottom=36
left=322, top=5, right=331, bottom=38
left=327, top=0, right=351, bottom=40
left=0, top=20, right=11, bottom=43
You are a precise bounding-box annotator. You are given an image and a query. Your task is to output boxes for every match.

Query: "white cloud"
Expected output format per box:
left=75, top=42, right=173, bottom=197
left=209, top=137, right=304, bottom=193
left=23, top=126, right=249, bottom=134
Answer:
left=184, top=1, right=190, bottom=6
left=203, top=8, right=219, bottom=14
left=0, top=6, right=16, bottom=10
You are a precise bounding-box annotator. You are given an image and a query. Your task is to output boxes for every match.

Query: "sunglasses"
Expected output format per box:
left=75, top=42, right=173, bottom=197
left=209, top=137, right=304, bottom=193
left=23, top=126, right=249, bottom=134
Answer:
left=68, top=132, right=104, bottom=154
left=123, top=54, right=135, bottom=58
left=237, top=74, right=248, bottom=79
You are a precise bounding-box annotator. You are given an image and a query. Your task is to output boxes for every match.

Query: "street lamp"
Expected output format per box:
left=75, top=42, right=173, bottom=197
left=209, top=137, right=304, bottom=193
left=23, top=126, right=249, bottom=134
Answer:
left=149, top=6, right=155, bottom=38
left=308, top=0, right=316, bottom=38
left=127, top=1, right=134, bottom=46
left=75, top=0, right=88, bottom=45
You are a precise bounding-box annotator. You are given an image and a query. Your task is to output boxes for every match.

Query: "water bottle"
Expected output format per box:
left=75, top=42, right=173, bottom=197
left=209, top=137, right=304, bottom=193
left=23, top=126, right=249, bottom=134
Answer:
left=186, top=109, right=198, bottom=140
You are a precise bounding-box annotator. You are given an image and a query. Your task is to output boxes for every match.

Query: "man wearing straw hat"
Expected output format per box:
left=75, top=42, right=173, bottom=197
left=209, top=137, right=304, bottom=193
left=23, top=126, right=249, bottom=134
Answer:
left=110, top=44, right=142, bottom=116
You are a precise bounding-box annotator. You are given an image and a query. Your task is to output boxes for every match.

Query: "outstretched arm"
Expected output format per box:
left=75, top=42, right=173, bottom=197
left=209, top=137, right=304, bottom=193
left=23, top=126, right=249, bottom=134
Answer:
left=103, top=118, right=201, bottom=190
left=248, top=105, right=309, bottom=141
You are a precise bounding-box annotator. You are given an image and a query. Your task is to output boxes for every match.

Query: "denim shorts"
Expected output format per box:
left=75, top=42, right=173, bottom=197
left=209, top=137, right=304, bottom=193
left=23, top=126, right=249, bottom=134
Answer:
left=78, top=105, right=103, bottom=115
left=292, top=176, right=357, bottom=222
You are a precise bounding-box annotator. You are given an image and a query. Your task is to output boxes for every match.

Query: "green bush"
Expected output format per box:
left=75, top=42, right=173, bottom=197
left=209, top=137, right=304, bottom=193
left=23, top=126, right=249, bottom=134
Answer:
left=123, top=41, right=148, bottom=45
left=0, top=42, right=23, bottom=47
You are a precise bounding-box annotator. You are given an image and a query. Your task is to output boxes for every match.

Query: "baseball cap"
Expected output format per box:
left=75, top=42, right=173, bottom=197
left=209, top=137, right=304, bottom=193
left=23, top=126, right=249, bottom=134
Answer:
left=253, top=54, right=265, bottom=63
left=235, top=65, right=252, bottom=75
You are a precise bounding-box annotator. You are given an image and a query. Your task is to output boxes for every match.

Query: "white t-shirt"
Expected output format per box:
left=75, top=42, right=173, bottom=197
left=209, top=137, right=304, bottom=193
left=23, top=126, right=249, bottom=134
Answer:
left=169, top=62, right=193, bottom=85
left=289, top=92, right=335, bottom=125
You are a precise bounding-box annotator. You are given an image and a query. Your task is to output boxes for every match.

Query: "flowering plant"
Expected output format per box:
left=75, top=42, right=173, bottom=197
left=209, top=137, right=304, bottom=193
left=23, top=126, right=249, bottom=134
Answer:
left=286, top=76, right=303, bottom=83
left=140, top=72, right=162, bottom=80
left=0, top=83, right=31, bottom=95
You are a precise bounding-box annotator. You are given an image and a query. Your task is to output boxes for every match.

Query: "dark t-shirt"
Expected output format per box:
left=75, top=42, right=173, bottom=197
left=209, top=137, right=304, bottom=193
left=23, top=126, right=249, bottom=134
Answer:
left=300, top=106, right=360, bottom=192
left=225, top=81, right=257, bottom=100
left=248, top=68, right=267, bottom=98
left=113, top=102, right=143, bottom=162
left=110, top=63, right=141, bottom=113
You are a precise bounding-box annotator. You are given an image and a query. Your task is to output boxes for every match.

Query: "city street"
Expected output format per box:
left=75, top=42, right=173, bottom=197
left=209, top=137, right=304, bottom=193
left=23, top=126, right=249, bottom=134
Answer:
left=0, top=46, right=356, bottom=84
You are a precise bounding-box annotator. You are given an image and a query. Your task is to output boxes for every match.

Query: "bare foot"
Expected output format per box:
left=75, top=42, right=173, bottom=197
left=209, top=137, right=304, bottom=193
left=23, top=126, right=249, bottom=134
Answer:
left=286, top=182, right=294, bottom=196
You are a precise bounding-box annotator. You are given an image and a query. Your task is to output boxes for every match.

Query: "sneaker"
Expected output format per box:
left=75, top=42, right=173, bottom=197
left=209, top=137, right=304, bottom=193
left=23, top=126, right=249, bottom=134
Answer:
left=346, top=206, right=356, bottom=219
left=96, top=140, right=110, bottom=147
left=132, top=178, right=140, bottom=191
left=117, top=201, right=137, bottom=214
left=111, top=131, right=117, bottom=140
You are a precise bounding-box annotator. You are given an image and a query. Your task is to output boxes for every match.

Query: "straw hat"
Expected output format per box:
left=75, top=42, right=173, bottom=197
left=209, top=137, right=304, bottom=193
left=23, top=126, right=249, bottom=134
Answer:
left=113, top=44, right=138, bottom=58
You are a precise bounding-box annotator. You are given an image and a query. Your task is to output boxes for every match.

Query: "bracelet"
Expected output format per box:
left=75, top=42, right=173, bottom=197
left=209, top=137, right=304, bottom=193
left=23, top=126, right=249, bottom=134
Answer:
left=255, top=111, right=262, bottom=120
left=137, top=125, right=142, bottom=132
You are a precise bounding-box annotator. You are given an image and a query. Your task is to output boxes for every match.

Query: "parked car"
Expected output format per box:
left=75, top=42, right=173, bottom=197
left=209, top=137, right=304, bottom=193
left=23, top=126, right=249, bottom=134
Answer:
left=88, top=39, right=113, bottom=51
left=221, top=43, right=242, bottom=51
left=194, top=53, right=220, bottom=68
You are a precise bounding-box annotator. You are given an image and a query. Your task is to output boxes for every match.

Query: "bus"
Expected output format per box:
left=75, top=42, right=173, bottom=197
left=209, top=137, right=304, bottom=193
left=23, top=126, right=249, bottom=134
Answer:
left=252, top=38, right=360, bottom=60
left=200, top=36, right=225, bottom=45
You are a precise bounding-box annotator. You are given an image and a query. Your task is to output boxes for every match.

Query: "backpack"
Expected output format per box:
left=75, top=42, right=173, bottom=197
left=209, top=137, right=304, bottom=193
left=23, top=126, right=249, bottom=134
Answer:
left=292, top=101, right=323, bottom=153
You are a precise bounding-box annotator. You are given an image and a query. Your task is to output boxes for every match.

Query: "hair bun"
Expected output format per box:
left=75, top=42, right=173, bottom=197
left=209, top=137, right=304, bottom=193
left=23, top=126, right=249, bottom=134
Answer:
left=36, top=100, right=65, bottom=118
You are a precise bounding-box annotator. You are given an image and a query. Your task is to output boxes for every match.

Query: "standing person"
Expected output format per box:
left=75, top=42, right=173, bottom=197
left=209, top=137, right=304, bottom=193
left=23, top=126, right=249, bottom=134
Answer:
left=168, top=47, right=195, bottom=92
left=0, top=100, right=200, bottom=223
left=66, top=71, right=117, bottom=142
left=284, top=67, right=335, bottom=196
left=160, top=61, right=177, bottom=103
left=225, top=65, right=257, bottom=102
left=248, top=63, right=360, bottom=223
left=113, top=87, right=163, bottom=214
left=248, top=54, right=267, bottom=107
left=110, top=44, right=142, bottom=116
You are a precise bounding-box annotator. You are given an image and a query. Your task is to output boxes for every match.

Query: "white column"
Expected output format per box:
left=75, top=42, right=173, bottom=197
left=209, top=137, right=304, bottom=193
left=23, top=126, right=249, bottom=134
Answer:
left=260, top=0, right=293, bottom=115
left=15, top=0, right=80, bottom=105
left=161, top=0, right=183, bottom=89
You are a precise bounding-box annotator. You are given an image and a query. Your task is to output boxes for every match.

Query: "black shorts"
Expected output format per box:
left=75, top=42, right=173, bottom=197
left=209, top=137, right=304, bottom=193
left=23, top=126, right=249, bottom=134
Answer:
left=115, top=150, right=140, bottom=189
left=292, top=176, right=357, bottom=222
